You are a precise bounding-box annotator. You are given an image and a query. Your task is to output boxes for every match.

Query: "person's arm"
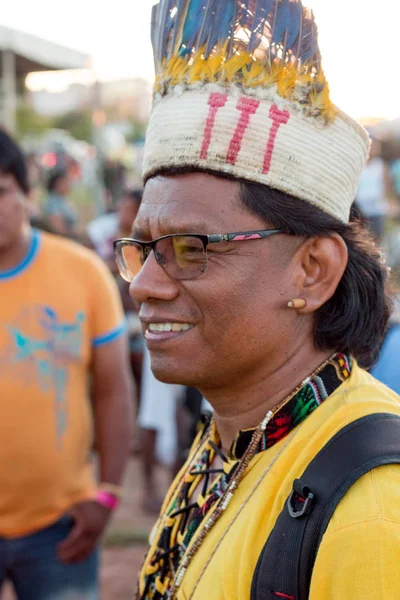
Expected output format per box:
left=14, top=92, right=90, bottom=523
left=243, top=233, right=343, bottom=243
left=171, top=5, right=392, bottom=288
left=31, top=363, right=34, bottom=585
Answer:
left=91, top=332, right=134, bottom=487
left=58, top=333, right=134, bottom=564
left=58, top=253, right=135, bottom=563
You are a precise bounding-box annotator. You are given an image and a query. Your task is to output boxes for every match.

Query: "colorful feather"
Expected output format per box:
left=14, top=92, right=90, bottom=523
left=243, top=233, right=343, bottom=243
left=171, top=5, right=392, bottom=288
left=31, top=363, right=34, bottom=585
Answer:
left=151, top=0, right=332, bottom=121
left=249, top=0, right=272, bottom=52
left=170, top=0, right=190, bottom=58
left=194, top=0, right=221, bottom=56
left=205, top=0, right=235, bottom=57
left=271, top=0, right=291, bottom=47
left=297, top=7, right=319, bottom=66
left=180, top=0, right=208, bottom=55
left=286, top=1, right=302, bottom=51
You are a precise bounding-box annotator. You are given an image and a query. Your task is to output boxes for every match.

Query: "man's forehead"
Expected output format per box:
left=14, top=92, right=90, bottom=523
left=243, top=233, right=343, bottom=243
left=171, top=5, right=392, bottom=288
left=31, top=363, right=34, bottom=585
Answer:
left=133, top=205, right=221, bottom=238
left=135, top=173, right=240, bottom=236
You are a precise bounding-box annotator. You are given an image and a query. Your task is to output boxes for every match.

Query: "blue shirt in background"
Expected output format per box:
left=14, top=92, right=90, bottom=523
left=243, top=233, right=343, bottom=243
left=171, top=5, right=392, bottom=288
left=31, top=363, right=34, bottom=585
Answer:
left=371, top=324, right=400, bottom=395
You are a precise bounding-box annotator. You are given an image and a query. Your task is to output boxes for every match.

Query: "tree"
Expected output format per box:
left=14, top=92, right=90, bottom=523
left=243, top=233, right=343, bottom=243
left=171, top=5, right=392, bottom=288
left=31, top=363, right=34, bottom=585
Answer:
left=16, top=102, right=52, bottom=139
left=52, top=111, right=93, bottom=143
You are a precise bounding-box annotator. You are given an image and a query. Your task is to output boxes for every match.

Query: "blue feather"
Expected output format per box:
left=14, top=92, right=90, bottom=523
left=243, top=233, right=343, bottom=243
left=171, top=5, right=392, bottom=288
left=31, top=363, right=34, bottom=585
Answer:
left=180, top=0, right=210, bottom=54
left=271, top=0, right=290, bottom=46
left=286, top=1, right=302, bottom=51
left=156, top=0, right=175, bottom=66
left=170, top=0, right=190, bottom=57
left=151, top=3, right=161, bottom=69
left=152, top=0, right=320, bottom=74
left=249, top=0, right=273, bottom=52
left=205, top=0, right=235, bottom=57
left=298, top=9, right=318, bottom=64
left=195, top=0, right=220, bottom=54
left=181, top=0, right=206, bottom=53
left=226, top=0, right=254, bottom=57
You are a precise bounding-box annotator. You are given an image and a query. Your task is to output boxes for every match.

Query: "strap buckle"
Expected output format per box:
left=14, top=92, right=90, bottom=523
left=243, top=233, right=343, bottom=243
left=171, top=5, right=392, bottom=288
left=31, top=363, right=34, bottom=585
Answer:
left=287, top=479, right=314, bottom=519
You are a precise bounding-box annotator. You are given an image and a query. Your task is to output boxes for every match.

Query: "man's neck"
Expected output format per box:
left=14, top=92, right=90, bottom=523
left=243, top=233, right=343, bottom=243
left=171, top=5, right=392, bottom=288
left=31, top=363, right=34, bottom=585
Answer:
left=0, top=225, right=32, bottom=274
left=201, top=342, right=333, bottom=454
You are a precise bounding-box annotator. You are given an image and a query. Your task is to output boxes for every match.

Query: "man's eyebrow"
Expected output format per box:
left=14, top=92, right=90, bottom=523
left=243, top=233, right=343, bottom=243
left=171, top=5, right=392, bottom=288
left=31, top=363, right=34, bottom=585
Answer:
left=131, top=226, right=148, bottom=239
left=132, top=221, right=218, bottom=239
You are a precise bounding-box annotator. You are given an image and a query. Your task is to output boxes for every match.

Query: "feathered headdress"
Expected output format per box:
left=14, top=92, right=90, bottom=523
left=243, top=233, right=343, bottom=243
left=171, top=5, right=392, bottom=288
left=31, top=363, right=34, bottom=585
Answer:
left=143, top=0, right=370, bottom=222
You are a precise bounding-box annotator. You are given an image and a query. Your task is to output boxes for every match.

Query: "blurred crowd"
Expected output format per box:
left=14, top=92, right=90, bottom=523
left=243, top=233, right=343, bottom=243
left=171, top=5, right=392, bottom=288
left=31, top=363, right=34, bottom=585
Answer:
left=24, top=146, right=210, bottom=514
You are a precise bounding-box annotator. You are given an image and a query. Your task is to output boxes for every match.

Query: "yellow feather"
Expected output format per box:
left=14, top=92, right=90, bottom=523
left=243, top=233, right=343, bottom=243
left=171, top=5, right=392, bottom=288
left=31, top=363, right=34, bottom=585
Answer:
left=187, top=49, right=207, bottom=84
left=221, top=52, right=252, bottom=82
left=242, top=60, right=264, bottom=87
left=297, top=72, right=314, bottom=88
left=308, top=81, right=337, bottom=123
left=258, top=62, right=280, bottom=88
left=277, top=64, right=297, bottom=99
left=170, top=57, right=188, bottom=85
left=207, top=47, right=226, bottom=81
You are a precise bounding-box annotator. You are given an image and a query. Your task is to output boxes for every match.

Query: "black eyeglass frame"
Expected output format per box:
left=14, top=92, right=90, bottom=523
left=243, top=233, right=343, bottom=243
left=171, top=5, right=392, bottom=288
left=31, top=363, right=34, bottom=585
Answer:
left=114, top=228, right=283, bottom=281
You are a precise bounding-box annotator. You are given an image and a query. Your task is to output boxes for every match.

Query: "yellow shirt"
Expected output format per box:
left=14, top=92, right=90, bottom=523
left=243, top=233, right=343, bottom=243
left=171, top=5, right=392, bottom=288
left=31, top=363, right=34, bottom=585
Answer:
left=139, top=364, right=400, bottom=599
left=0, top=230, right=125, bottom=538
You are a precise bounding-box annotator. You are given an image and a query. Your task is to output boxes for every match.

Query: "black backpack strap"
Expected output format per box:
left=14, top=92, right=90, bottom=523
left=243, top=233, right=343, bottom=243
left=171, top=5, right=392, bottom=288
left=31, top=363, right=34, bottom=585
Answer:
left=251, top=413, right=400, bottom=600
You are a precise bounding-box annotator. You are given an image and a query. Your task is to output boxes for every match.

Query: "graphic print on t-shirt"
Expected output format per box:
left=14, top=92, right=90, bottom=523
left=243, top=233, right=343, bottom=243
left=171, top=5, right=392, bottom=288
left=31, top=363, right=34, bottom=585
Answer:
left=0, top=305, right=85, bottom=447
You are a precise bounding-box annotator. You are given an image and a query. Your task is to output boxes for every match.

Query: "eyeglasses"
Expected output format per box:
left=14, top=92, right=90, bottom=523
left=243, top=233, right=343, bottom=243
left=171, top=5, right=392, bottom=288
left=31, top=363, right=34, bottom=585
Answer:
left=114, top=229, right=283, bottom=282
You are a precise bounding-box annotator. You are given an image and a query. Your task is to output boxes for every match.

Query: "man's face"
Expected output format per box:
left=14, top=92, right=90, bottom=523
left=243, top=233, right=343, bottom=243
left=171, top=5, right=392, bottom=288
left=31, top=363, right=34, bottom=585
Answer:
left=130, top=173, right=302, bottom=389
left=0, top=172, right=27, bottom=251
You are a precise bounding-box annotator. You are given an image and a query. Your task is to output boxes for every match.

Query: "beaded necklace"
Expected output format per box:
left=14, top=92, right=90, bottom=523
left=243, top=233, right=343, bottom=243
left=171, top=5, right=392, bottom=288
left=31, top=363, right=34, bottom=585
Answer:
left=138, top=353, right=352, bottom=599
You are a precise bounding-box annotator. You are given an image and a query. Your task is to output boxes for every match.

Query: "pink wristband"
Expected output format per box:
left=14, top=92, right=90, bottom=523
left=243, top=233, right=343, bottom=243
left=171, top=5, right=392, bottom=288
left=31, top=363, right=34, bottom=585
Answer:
left=95, top=490, right=119, bottom=510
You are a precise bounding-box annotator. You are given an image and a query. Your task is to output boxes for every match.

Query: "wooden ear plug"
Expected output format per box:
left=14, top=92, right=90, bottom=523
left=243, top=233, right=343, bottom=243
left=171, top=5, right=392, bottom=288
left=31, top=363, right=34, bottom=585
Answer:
left=287, top=299, right=307, bottom=309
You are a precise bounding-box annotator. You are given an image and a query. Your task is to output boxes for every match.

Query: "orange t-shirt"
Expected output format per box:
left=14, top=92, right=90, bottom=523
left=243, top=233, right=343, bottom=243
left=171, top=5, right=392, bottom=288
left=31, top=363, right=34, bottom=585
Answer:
left=0, top=229, right=126, bottom=538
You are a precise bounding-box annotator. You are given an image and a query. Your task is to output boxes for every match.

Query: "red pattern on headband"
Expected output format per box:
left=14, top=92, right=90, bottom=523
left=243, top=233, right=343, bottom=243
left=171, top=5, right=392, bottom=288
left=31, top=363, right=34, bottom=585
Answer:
left=227, top=97, right=260, bottom=165
left=200, top=93, right=228, bottom=159
left=263, top=105, right=291, bottom=174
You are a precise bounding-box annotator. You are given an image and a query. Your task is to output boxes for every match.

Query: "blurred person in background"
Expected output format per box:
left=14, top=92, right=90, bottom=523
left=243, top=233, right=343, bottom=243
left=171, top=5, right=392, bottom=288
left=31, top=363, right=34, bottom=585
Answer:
left=0, top=129, right=133, bottom=600
left=352, top=202, right=400, bottom=394
left=103, top=158, right=126, bottom=210
left=390, top=158, right=400, bottom=204
left=355, top=137, right=390, bottom=244
left=88, top=188, right=142, bottom=270
left=42, top=168, right=77, bottom=237
left=115, top=190, right=145, bottom=406
left=88, top=189, right=144, bottom=401
left=138, top=348, right=184, bottom=514
left=371, top=300, right=400, bottom=394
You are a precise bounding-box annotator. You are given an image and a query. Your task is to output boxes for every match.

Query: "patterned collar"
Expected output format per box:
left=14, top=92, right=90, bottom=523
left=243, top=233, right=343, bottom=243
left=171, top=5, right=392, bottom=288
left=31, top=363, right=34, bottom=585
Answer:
left=229, top=353, right=352, bottom=459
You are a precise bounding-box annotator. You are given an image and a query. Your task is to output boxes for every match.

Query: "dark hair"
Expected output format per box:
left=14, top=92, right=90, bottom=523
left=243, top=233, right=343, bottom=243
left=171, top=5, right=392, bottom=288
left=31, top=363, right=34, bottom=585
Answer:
left=240, top=181, right=392, bottom=368
left=0, top=128, right=30, bottom=194
left=47, top=168, right=67, bottom=193
left=123, top=188, right=142, bottom=206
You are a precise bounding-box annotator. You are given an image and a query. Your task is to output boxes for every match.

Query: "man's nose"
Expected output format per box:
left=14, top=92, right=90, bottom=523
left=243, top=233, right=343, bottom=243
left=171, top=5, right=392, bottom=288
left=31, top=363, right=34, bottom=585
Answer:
left=130, top=250, right=180, bottom=306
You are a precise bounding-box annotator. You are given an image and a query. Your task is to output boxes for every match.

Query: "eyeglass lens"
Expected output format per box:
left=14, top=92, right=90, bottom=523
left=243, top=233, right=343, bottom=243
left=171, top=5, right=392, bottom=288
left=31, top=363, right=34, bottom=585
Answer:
left=118, top=236, right=207, bottom=282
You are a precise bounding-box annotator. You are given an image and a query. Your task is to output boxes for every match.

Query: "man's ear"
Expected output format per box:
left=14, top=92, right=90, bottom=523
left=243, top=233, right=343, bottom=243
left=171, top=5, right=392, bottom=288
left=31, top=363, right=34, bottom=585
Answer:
left=291, top=234, right=348, bottom=313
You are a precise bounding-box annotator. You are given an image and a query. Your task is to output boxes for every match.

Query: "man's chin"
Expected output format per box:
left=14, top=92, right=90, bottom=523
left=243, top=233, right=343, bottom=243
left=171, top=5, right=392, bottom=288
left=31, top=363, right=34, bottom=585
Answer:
left=149, top=356, right=197, bottom=387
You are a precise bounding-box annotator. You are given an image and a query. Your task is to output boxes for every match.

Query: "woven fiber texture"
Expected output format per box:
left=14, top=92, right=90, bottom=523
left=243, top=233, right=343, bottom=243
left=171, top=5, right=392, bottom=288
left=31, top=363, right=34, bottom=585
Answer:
left=143, top=86, right=369, bottom=223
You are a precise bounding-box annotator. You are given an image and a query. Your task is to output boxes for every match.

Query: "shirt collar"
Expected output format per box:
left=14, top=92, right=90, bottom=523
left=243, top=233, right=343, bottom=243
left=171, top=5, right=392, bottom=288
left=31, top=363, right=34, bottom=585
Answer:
left=229, top=353, right=352, bottom=460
